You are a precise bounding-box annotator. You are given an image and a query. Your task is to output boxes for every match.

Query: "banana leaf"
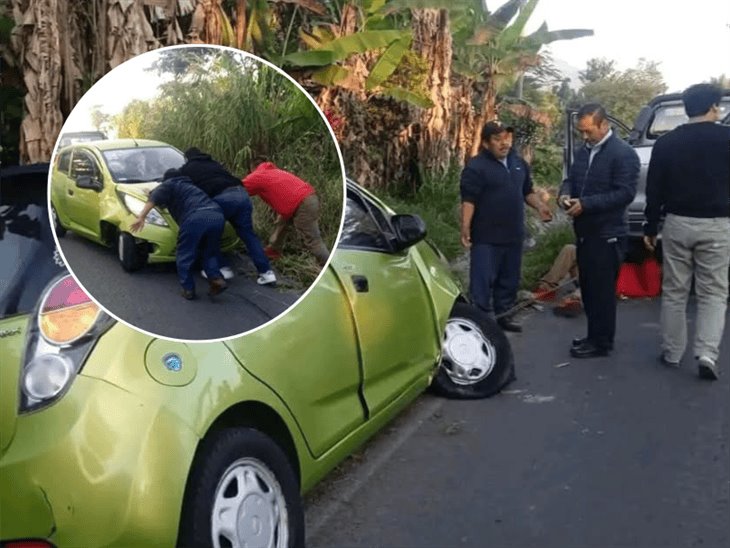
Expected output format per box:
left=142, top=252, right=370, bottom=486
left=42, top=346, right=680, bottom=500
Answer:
left=366, top=36, right=412, bottom=90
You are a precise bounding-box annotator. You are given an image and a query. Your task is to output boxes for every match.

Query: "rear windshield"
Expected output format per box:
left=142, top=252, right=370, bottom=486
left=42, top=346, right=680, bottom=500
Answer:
left=102, top=146, right=184, bottom=183
left=648, top=98, right=730, bottom=138
left=0, top=166, right=65, bottom=319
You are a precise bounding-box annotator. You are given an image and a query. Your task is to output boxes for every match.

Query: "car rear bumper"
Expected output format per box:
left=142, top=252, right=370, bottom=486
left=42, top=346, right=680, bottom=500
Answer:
left=0, top=375, right=198, bottom=547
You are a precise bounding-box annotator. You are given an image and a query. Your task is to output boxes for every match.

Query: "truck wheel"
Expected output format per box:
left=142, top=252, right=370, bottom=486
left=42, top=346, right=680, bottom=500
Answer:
left=431, top=302, right=515, bottom=399
left=118, top=231, right=147, bottom=272
left=178, top=427, right=304, bottom=548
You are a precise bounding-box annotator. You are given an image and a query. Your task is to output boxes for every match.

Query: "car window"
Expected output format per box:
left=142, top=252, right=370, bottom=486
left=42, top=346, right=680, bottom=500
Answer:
left=70, top=150, right=100, bottom=181
left=102, top=146, right=184, bottom=183
left=57, top=150, right=71, bottom=174
left=339, top=194, right=392, bottom=251
left=648, top=99, right=730, bottom=138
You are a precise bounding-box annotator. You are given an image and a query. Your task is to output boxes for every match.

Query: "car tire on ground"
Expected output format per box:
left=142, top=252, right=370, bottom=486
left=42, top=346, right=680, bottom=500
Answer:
left=51, top=204, right=66, bottom=237
left=430, top=301, right=515, bottom=399
left=117, top=231, right=147, bottom=272
left=178, top=427, right=304, bottom=548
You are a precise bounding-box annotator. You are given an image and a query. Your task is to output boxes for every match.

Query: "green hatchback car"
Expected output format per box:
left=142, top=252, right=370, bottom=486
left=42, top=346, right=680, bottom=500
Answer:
left=1, top=165, right=514, bottom=548
left=50, top=139, right=239, bottom=271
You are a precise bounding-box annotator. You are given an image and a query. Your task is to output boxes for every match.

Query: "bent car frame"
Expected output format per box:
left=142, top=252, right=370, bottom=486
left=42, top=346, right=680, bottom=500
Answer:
left=1, top=165, right=514, bottom=547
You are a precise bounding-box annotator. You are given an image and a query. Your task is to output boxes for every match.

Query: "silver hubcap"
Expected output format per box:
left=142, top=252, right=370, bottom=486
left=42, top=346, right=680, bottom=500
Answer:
left=441, top=318, right=496, bottom=385
left=212, top=458, right=288, bottom=548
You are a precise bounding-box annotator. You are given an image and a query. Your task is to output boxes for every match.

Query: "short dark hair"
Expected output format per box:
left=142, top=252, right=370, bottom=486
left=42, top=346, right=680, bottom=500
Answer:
left=184, top=147, right=202, bottom=160
left=576, top=103, right=607, bottom=124
left=682, top=83, right=722, bottom=117
left=163, top=168, right=180, bottom=180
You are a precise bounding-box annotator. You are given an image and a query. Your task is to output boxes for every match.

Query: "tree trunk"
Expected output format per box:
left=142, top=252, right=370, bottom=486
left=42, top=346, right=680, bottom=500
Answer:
left=11, top=0, right=64, bottom=164
left=470, top=81, right=497, bottom=157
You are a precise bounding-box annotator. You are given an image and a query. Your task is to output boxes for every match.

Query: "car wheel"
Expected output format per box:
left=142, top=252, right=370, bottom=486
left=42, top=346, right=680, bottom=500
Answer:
left=430, top=302, right=515, bottom=399
left=118, top=231, right=147, bottom=272
left=51, top=205, right=66, bottom=237
left=178, top=428, right=304, bottom=548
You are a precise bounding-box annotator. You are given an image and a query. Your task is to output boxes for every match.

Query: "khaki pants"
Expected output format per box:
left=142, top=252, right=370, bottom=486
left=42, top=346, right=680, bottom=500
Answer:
left=661, top=214, right=730, bottom=363
left=269, top=194, right=330, bottom=266
left=540, top=243, right=578, bottom=286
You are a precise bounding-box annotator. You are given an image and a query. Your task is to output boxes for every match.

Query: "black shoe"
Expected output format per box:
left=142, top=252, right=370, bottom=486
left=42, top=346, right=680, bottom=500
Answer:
left=570, top=341, right=610, bottom=358
left=572, top=337, right=614, bottom=351
left=208, top=277, right=228, bottom=297
left=498, top=317, right=522, bottom=333
left=181, top=288, right=196, bottom=300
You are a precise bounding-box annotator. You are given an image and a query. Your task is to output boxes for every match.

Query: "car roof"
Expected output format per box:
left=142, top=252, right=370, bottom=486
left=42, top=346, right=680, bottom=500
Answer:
left=648, top=89, right=730, bottom=107
left=76, top=139, right=174, bottom=151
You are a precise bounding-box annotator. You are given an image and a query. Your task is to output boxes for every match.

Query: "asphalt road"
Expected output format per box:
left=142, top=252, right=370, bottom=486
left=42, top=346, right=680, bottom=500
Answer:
left=305, top=298, right=729, bottom=548
left=57, top=231, right=303, bottom=340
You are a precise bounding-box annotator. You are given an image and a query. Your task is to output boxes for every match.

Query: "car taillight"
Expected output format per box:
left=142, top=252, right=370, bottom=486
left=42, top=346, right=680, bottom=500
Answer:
left=38, top=275, right=101, bottom=345
left=19, top=274, right=115, bottom=414
left=2, top=541, right=55, bottom=548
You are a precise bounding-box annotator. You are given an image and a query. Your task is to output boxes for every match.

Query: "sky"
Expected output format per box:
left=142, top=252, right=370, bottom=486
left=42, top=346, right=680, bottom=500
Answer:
left=513, top=0, right=730, bottom=92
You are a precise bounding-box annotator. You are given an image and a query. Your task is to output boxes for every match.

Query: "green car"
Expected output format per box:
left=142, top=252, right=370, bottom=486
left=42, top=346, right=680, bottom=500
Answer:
left=1, top=165, right=514, bottom=547
left=50, top=139, right=240, bottom=271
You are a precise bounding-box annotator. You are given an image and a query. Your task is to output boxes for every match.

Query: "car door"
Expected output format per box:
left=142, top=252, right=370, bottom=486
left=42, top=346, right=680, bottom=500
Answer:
left=224, top=267, right=365, bottom=459
left=51, top=149, right=73, bottom=221
left=331, top=187, right=439, bottom=418
left=66, top=148, right=103, bottom=238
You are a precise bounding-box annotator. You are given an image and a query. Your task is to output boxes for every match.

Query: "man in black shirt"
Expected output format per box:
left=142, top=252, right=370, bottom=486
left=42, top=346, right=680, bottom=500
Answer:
left=643, top=83, right=730, bottom=380
left=460, top=122, right=552, bottom=332
left=130, top=169, right=227, bottom=299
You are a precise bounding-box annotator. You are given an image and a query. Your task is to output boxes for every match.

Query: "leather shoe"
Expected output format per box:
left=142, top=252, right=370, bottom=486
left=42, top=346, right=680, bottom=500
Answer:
left=570, top=341, right=610, bottom=358
left=181, top=288, right=196, bottom=300
left=497, top=317, right=522, bottom=333
left=208, top=277, right=228, bottom=296
left=572, top=337, right=613, bottom=351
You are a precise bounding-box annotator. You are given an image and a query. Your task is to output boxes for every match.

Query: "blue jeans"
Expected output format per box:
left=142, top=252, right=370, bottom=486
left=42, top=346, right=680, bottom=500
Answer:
left=177, top=208, right=225, bottom=291
left=469, top=243, right=522, bottom=316
left=214, top=186, right=271, bottom=274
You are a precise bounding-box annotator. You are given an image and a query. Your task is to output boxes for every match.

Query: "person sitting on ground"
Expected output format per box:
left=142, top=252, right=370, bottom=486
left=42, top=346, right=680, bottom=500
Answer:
left=242, top=155, right=330, bottom=267
left=532, top=243, right=583, bottom=317
left=179, top=147, right=276, bottom=286
left=130, top=168, right=227, bottom=300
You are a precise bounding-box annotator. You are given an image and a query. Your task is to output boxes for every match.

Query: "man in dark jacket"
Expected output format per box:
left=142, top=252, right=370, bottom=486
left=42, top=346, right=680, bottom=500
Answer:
left=180, top=147, right=276, bottom=285
left=461, top=121, right=552, bottom=332
left=559, top=103, right=639, bottom=358
left=130, top=169, right=227, bottom=299
left=643, top=83, right=730, bottom=380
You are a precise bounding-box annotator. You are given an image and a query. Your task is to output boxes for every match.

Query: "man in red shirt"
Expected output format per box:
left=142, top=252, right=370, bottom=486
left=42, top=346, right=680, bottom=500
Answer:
left=242, top=157, right=330, bottom=266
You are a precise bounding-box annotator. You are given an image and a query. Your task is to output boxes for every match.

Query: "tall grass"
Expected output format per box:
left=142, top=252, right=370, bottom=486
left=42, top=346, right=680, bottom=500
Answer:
left=114, top=51, right=343, bottom=288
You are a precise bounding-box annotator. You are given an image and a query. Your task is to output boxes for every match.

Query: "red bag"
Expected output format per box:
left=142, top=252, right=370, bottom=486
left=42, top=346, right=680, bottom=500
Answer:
left=616, top=257, right=662, bottom=298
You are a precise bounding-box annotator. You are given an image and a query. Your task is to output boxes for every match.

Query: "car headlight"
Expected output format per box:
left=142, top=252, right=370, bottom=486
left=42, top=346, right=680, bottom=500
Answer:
left=20, top=274, right=115, bottom=413
left=121, top=193, right=169, bottom=227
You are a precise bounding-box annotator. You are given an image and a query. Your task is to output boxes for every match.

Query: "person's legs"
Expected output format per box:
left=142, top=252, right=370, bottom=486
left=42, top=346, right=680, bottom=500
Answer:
left=199, top=211, right=226, bottom=282
left=576, top=239, right=593, bottom=341
left=540, top=243, right=577, bottom=287
left=292, top=194, right=330, bottom=266
left=660, top=215, right=695, bottom=362
left=215, top=187, right=272, bottom=274
left=176, top=216, right=208, bottom=294
left=493, top=243, right=522, bottom=317
left=469, top=244, right=498, bottom=316
left=691, top=217, right=730, bottom=363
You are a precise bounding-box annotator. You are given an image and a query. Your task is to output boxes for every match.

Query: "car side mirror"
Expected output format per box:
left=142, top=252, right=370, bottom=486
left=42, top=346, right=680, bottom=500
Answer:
left=391, top=214, right=427, bottom=251
left=76, top=175, right=102, bottom=191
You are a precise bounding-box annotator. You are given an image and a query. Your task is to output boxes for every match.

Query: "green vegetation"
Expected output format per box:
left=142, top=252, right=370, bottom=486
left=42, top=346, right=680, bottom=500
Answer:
left=112, top=49, right=343, bottom=289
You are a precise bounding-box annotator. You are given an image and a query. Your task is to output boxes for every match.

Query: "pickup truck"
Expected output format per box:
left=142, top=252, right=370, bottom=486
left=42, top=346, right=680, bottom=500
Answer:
left=564, top=90, right=730, bottom=245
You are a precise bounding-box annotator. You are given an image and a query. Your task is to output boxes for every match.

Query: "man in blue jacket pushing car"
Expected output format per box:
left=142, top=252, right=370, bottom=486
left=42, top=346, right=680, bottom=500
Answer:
left=559, top=103, right=639, bottom=358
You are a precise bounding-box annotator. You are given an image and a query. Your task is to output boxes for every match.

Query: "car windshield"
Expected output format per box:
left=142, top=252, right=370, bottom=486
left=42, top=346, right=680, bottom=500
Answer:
left=0, top=166, right=65, bottom=319
left=58, top=132, right=106, bottom=148
left=102, top=146, right=184, bottom=183
left=649, top=98, right=730, bottom=138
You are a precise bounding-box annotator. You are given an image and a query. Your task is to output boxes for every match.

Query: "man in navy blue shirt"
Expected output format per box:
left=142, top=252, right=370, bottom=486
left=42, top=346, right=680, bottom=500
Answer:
left=461, top=121, right=552, bottom=332
left=130, top=168, right=227, bottom=300
left=559, top=103, right=639, bottom=358
left=643, top=83, right=730, bottom=380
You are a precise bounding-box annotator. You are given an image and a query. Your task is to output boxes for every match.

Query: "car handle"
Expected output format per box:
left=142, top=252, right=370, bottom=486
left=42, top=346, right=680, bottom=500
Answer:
left=351, top=274, right=369, bottom=293
left=68, top=189, right=74, bottom=195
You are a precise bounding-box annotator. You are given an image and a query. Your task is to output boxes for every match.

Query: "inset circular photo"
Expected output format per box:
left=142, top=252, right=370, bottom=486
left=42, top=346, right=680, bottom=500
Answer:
left=49, top=45, right=345, bottom=341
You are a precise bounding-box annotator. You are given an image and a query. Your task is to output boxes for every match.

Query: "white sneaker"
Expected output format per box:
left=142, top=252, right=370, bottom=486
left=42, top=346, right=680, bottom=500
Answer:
left=201, top=267, right=235, bottom=280
left=697, top=356, right=719, bottom=380
left=257, top=270, right=277, bottom=285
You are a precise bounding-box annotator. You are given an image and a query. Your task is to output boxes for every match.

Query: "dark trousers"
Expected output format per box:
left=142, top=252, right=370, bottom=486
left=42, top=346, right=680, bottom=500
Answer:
left=177, top=208, right=225, bottom=291
left=470, top=242, right=522, bottom=316
left=213, top=186, right=271, bottom=274
left=576, top=236, right=625, bottom=349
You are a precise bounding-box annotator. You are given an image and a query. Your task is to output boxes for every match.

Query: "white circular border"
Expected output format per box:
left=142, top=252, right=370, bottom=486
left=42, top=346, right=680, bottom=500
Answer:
left=47, top=44, right=348, bottom=344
